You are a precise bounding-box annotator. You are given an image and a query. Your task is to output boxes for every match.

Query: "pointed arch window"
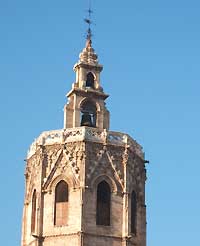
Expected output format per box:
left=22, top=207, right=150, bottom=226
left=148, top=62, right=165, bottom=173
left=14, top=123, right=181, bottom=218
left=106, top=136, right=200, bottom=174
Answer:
left=86, top=72, right=95, bottom=88
left=131, top=190, right=137, bottom=234
left=80, top=100, right=97, bottom=127
left=31, top=190, right=36, bottom=233
left=54, top=181, right=68, bottom=226
left=96, top=181, right=111, bottom=226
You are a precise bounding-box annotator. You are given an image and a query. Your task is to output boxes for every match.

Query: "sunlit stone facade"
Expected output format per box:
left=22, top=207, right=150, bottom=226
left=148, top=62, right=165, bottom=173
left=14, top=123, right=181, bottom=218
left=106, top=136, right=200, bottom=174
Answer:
left=21, top=38, right=147, bottom=246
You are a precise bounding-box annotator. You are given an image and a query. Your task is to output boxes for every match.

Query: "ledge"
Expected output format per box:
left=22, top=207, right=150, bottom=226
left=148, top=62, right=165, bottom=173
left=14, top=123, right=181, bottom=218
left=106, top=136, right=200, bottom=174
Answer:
left=27, top=127, right=144, bottom=159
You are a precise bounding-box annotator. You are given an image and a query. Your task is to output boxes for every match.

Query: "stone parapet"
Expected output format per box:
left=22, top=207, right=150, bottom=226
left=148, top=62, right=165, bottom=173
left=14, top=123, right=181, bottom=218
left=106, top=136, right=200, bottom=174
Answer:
left=27, top=127, right=144, bottom=159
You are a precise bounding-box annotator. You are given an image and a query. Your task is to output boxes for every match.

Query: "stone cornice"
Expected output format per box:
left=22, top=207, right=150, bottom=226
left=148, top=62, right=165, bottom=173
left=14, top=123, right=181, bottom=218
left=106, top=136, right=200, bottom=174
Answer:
left=27, top=127, right=144, bottom=160
left=66, top=87, right=109, bottom=100
left=73, top=62, right=103, bottom=72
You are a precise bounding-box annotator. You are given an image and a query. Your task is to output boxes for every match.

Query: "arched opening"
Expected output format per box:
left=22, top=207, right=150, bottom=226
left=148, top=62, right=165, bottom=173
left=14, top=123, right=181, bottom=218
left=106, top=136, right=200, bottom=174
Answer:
left=54, top=180, right=68, bottom=226
left=80, top=100, right=97, bottom=127
left=131, top=190, right=137, bottom=234
left=31, top=190, right=36, bottom=233
left=96, top=181, right=111, bottom=226
left=86, top=72, right=95, bottom=88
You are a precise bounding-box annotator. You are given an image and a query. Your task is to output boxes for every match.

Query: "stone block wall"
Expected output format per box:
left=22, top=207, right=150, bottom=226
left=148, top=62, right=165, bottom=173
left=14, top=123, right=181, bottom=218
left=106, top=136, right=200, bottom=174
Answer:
left=21, top=129, right=146, bottom=246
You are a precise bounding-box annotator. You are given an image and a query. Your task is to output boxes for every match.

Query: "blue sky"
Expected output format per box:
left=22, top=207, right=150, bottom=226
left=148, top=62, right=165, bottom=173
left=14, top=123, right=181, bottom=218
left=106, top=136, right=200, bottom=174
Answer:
left=0, top=0, right=200, bottom=245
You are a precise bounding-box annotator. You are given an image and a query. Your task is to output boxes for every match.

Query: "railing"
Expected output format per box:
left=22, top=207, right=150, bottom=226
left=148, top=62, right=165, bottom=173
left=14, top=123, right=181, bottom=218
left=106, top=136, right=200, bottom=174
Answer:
left=27, top=127, right=143, bottom=159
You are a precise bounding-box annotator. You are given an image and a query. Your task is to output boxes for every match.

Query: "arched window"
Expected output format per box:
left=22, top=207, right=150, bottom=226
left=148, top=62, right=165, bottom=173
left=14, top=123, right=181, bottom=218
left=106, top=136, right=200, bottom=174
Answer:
left=31, top=190, right=36, bottom=233
left=54, top=181, right=68, bottom=226
left=86, top=72, right=95, bottom=88
left=131, top=191, right=137, bottom=234
left=96, top=181, right=111, bottom=226
left=80, top=100, right=97, bottom=127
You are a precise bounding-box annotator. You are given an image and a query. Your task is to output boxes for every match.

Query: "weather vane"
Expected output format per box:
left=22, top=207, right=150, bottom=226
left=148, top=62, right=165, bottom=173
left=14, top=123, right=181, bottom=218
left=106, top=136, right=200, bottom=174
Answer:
left=84, top=0, right=93, bottom=41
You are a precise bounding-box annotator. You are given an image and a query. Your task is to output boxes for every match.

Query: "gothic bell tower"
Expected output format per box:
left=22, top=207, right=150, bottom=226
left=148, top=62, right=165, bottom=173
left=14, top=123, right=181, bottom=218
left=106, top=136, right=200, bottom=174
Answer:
left=21, top=35, right=147, bottom=246
left=63, top=38, right=109, bottom=130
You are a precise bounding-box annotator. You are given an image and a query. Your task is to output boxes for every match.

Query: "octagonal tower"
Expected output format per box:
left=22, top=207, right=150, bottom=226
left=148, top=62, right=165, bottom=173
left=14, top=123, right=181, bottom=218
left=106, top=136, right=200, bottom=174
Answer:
left=21, top=37, right=147, bottom=246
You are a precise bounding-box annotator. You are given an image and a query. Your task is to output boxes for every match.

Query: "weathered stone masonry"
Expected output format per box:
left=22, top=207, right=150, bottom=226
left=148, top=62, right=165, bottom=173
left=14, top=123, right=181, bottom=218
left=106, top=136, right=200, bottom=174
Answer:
left=21, top=37, right=147, bottom=246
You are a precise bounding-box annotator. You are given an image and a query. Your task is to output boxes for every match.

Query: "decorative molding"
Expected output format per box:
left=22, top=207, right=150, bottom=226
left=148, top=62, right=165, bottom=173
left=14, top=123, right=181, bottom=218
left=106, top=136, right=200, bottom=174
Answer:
left=46, top=174, right=74, bottom=193
left=63, top=148, right=80, bottom=185
left=42, top=149, right=63, bottom=189
left=27, top=127, right=144, bottom=160
left=106, top=151, right=124, bottom=190
left=91, top=174, right=118, bottom=193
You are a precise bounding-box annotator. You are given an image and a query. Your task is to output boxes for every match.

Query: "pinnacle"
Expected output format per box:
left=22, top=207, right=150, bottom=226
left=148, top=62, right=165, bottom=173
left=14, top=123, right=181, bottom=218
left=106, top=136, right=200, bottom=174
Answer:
left=86, top=37, right=92, bottom=48
left=79, top=38, right=98, bottom=65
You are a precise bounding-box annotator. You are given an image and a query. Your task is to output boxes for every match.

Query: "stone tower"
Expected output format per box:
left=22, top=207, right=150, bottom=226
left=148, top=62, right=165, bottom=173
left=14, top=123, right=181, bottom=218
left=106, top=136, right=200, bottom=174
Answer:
left=21, top=37, right=147, bottom=246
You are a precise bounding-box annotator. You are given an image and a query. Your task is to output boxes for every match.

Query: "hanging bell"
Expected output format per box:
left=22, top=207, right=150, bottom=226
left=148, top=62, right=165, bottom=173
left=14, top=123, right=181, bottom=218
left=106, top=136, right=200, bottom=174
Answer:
left=81, top=113, right=93, bottom=127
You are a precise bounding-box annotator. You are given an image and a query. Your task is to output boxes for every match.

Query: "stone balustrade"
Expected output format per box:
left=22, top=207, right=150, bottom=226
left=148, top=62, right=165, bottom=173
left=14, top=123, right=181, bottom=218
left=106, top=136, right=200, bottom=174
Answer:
left=27, top=127, right=143, bottom=159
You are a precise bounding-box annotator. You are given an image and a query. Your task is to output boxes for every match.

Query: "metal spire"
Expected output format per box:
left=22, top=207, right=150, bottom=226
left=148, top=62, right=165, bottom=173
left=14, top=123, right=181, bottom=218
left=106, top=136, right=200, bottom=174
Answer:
left=84, top=0, right=93, bottom=45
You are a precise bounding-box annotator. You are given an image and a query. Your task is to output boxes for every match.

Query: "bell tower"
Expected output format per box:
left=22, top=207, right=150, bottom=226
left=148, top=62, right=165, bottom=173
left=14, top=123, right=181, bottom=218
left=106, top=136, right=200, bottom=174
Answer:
left=21, top=30, right=147, bottom=246
left=64, top=38, right=109, bottom=130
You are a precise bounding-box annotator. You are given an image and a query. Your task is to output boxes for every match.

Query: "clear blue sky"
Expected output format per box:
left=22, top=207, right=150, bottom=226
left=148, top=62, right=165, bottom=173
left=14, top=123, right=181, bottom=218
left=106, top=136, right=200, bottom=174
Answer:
left=0, top=0, right=200, bottom=245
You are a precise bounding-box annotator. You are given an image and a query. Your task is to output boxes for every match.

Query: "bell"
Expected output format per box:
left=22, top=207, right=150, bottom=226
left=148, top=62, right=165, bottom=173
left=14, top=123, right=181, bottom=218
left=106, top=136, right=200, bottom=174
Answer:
left=81, top=113, right=93, bottom=127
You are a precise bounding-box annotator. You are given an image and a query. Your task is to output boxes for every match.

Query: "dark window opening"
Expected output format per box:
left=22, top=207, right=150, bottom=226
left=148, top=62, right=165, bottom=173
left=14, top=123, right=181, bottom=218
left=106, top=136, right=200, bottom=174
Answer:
left=80, top=100, right=96, bottom=127
left=54, top=181, right=68, bottom=226
left=31, top=190, right=36, bottom=233
left=96, top=181, right=111, bottom=226
left=131, top=191, right=137, bottom=234
left=86, top=72, right=95, bottom=88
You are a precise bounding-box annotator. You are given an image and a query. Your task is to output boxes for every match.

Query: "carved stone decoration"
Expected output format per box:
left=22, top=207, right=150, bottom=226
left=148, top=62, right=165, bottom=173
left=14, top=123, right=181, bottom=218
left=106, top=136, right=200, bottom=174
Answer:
left=86, top=145, right=124, bottom=191
left=46, top=147, right=63, bottom=176
left=25, top=151, right=42, bottom=202
left=42, top=149, right=63, bottom=190
left=63, top=148, right=80, bottom=184
left=86, top=145, right=107, bottom=180
left=21, top=35, right=147, bottom=246
left=106, top=151, right=124, bottom=189
left=27, top=128, right=144, bottom=159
